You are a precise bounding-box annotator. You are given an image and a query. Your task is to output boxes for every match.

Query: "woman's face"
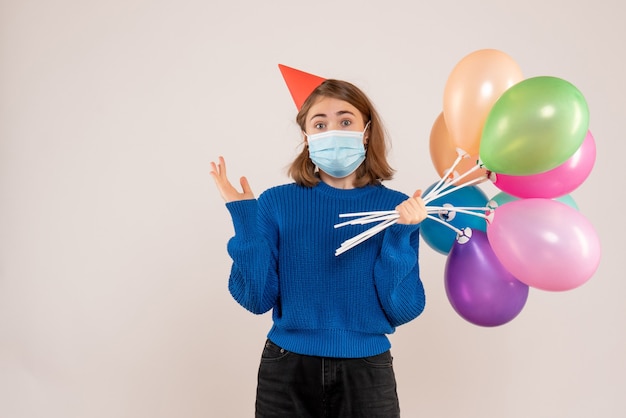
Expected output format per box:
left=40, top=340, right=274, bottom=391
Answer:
left=304, top=97, right=368, bottom=141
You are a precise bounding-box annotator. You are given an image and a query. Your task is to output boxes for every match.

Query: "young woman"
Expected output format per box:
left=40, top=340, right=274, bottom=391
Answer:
left=210, top=65, right=427, bottom=417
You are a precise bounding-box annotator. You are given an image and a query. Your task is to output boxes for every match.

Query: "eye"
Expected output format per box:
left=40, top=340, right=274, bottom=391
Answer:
left=340, top=119, right=352, bottom=127
left=314, top=122, right=326, bottom=129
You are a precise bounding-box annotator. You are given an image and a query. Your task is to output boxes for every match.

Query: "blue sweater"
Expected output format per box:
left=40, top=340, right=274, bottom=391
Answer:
left=225, top=181, right=425, bottom=358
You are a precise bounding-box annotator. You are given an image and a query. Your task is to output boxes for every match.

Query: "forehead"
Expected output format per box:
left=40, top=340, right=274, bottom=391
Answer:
left=306, top=97, right=361, bottom=119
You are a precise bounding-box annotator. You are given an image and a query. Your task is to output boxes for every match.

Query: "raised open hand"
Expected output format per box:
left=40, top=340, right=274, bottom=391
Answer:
left=210, top=156, right=255, bottom=203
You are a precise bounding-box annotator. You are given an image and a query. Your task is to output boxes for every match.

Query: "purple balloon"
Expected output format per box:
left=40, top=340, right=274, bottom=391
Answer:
left=445, top=229, right=529, bottom=327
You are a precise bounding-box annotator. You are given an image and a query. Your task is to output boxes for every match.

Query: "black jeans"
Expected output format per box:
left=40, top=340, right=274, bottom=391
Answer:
left=255, top=339, right=401, bottom=418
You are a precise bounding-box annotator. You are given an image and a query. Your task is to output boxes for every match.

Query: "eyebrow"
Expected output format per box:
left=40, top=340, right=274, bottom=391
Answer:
left=309, top=110, right=356, bottom=121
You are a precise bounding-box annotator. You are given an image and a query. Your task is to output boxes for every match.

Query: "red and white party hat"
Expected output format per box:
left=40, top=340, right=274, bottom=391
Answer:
left=278, top=64, right=326, bottom=110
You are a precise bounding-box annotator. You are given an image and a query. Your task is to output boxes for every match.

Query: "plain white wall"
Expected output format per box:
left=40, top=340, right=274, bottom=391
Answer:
left=1, top=0, right=624, bottom=417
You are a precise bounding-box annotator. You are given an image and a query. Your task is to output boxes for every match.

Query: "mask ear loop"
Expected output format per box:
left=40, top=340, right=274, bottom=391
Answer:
left=363, top=120, right=371, bottom=152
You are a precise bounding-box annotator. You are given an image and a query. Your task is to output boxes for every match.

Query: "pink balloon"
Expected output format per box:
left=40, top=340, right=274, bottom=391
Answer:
left=490, top=131, right=596, bottom=198
left=486, top=198, right=601, bottom=291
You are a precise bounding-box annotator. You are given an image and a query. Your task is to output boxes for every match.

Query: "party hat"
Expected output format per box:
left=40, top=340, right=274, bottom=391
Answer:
left=278, top=64, right=326, bottom=110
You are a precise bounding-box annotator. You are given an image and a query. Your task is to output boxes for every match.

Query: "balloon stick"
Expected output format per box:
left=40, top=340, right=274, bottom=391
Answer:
left=423, top=148, right=467, bottom=200
left=426, top=206, right=490, bottom=220
left=423, top=175, right=488, bottom=204
left=425, top=214, right=463, bottom=235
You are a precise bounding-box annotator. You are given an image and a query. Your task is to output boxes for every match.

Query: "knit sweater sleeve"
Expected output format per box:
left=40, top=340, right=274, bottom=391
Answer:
left=373, top=222, right=425, bottom=327
left=224, top=198, right=279, bottom=314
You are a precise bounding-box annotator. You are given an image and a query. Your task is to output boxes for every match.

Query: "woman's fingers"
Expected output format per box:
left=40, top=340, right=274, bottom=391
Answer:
left=239, top=176, right=253, bottom=197
left=210, top=157, right=255, bottom=202
left=396, top=189, right=427, bottom=224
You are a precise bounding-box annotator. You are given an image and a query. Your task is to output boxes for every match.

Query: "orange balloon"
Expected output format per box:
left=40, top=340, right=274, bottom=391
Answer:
left=443, top=49, right=524, bottom=156
left=429, top=112, right=487, bottom=183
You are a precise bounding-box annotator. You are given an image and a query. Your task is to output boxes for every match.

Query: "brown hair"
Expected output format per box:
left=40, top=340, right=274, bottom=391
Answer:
left=287, top=79, right=395, bottom=187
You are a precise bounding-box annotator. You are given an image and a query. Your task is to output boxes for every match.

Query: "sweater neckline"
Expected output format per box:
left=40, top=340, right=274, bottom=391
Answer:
left=313, top=181, right=381, bottom=199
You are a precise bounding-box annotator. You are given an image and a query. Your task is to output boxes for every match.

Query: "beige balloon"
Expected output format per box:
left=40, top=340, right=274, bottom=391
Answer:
left=442, top=49, right=524, bottom=156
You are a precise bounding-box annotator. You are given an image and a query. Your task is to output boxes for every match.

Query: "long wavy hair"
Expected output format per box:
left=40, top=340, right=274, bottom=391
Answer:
left=287, top=79, right=395, bottom=187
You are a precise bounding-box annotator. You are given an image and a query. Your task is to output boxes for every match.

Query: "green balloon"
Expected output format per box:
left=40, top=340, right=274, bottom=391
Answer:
left=479, top=76, right=589, bottom=175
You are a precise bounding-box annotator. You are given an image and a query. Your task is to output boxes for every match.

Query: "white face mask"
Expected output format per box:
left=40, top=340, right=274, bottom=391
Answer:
left=304, top=122, right=370, bottom=178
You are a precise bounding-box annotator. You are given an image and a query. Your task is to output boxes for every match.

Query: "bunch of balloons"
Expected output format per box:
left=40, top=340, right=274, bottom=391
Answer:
left=425, top=49, right=601, bottom=327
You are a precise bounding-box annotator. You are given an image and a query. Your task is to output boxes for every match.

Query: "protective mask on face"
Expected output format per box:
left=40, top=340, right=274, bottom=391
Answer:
left=304, top=122, right=370, bottom=178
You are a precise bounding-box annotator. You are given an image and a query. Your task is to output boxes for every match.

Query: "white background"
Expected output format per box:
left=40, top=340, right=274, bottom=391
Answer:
left=1, top=1, right=624, bottom=417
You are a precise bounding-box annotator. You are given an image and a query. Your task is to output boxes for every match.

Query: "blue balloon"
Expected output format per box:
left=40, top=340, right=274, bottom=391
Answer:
left=445, top=229, right=529, bottom=327
left=421, top=183, right=488, bottom=255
